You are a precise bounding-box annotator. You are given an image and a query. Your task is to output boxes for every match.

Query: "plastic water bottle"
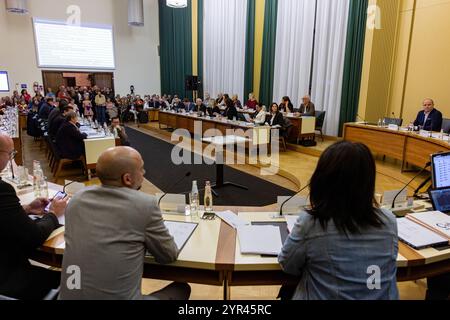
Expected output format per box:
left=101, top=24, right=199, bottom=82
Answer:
left=377, top=119, right=382, bottom=127
left=382, top=119, right=386, bottom=127
left=190, top=181, right=199, bottom=217
left=204, top=181, right=213, bottom=212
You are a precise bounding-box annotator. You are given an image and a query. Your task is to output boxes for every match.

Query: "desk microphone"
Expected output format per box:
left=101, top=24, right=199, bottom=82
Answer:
left=158, top=172, right=192, bottom=207
left=391, top=162, right=431, bottom=209
left=279, top=184, right=310, bottom=217
left=63, top=180, right=83, bottom=194
left=9, top=159, right=15, bottom=180
left=356, top=114, right=368, bottom=125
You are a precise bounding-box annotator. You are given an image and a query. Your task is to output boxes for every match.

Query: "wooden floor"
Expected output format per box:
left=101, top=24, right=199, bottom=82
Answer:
left=21, top=126, right=429, bottom=300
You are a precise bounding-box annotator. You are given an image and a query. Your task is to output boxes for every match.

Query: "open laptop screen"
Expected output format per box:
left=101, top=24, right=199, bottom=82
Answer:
left=431, top=152, right=450, bottom=189
left=429, top=189, right=450, bottom=213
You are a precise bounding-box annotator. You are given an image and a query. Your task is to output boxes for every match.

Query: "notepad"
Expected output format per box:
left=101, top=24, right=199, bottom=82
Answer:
left=164, top=221, right=198, bottom=253
left=398, top=218, right=448, bottom=249
left=237, top=225, right=282, bottom=256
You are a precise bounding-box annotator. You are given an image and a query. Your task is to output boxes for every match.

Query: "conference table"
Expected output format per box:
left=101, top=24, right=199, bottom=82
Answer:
left=158, top=110, right=316, bottom=144
left=343, top=123, right=450, bottom=171
left=9, top=177, right=449, bottom=300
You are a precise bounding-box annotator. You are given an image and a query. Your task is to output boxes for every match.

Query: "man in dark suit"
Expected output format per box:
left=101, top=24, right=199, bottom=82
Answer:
left=0, top=134, right=68, bottom=300
left=48, top=101, right=73, bottom=139
left=298, top=95, right=316, bottom=117
left=38, top=97, right=56, bottom=120
left=56, top=111, right=88, bottom=160
left=413, top=98, right=443, bottom=132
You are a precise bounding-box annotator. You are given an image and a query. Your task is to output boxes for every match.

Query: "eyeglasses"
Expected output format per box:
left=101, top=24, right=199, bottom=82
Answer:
left=0, top=150, right=18, bottom=160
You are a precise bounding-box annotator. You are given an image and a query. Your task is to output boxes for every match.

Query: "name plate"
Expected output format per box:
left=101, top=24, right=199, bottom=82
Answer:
left=388, top=124, right=399, bottom=131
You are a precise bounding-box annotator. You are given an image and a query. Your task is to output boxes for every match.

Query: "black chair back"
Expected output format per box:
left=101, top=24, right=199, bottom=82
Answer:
left=314, top=111, right=326, bottom=129
left=442, top=118, right=450, bottom=133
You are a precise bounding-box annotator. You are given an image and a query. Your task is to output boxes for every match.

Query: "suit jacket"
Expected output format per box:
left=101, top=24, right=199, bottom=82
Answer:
left=0, top=179, right=59, bottom=296
left=59, top=185, right=178, bottom=300
left=48, top=113, right=66, bottom=138
left=38, top=103, right=53, bottom=120
left=270, top=112, right=285, bottom=127
left=299, top=102, right=316, bottom=117
left=413, top=108, right=443, bottom=132
left=56, top=121, right=88, bottom=160
left=226, top=105, right=238, bottom=120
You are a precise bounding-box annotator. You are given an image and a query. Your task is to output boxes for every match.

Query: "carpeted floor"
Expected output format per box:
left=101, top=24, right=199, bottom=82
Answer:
left=126, top=127, right=295, bottom=206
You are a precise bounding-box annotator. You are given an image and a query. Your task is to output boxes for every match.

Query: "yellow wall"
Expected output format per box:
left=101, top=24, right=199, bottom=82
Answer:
left=253, top=0, right=265, bottom=101
left=360, top=0, right=450, bottom=124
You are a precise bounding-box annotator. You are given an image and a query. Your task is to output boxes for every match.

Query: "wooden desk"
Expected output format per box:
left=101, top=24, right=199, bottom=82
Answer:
left=9, top=175, right=449, bottom=299
left=343, top=123, right=450, bottom=170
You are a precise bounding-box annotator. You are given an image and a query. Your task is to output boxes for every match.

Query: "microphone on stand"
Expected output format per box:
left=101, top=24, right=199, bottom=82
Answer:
left=9, top=159, right=15, bottom=181
left=158, top=172, right=192, bottom=207
left=278, top=184, right=310, bottom=217
left=391, top=162, right=431, bottom=209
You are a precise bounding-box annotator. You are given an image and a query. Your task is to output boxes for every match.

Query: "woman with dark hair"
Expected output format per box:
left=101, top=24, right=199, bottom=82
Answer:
left=269, top=103, right=284, bottom=127
left=279, top=96, right=294, bottom=113
left=225, top=98, right=238, bottom=120
left=278, top=141, right=399, bottom=300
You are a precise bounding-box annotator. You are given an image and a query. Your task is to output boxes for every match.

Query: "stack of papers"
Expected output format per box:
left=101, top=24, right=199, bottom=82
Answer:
left=398, top=218, right=448, bottom=249
left=237, top=225, right=282, bottom=256
left=407, top=211, right=450, bottom=240
left=215, top=211, right=250, bottom=229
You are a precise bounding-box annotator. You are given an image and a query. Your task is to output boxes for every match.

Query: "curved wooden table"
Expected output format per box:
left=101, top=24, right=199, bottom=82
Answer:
left=343, top=123, right=450, bottom=171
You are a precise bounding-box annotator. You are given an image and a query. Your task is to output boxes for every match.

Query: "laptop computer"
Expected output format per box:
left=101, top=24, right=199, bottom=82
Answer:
left=429, top=152, right=450, bottom=213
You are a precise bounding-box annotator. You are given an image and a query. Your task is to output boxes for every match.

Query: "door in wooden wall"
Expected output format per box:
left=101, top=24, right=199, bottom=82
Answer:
left=42, top=71, right=64, bottom=92
left=92, top=73, right=114, bottom=91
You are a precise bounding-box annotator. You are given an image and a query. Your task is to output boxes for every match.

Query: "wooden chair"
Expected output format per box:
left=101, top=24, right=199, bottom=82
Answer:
left=314, top=111, right=326, bottom=142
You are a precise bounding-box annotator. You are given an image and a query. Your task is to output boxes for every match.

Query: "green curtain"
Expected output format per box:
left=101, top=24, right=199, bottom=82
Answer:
left=244, top=0, right=256, bottom=101
left=338, top=0, right=369, bottom=135
left=259, top=0, right=279, bottom=107
left=197, top=0, right=204, bottom=99
left=159, top=0, right=193, bottom=100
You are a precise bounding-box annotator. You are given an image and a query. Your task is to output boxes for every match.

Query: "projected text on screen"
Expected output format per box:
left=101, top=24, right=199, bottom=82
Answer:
left=33, top=19, right=115, bottom=70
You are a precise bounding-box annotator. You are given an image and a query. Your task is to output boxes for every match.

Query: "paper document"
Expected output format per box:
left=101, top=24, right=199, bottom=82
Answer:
left=164, top=221, right=198, bottom=252
left=215, top=211, right=250, bottom=229
left=397, top=218, right=448, bottom=249
left=237, top=225, right=282, bottom=256
left=407, top=211, right=450, bottom=240
left=285, top=215, right=299, bottom=234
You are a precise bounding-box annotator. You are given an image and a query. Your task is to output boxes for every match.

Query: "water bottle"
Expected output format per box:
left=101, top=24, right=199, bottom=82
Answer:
left=382, top=119, right=386, bottom=127
left=40, top=176, right=49, bottom=198
left=377, top=119, right=382, bottom=127
left=204, top=181, right=213, bottom=212
left=190, top=181, right=199, bottom=217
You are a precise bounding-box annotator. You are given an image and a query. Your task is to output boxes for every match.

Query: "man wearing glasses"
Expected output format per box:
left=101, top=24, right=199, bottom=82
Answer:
left=0, top=134, right=68, bottom=300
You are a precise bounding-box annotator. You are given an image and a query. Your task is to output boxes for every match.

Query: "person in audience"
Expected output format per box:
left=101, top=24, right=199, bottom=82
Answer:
left=56, top=111, right=88, bottom=160
left=298, top=95, right=316, bottom=116
left=11, top=91, right=21, bottom=105
left=232, top=95, right=242, bottom=109
left=245, top=93, right=258, bottom=110
left=110, top=117, right=130, bottom=146
left=83, top=94, right=94, bottom=121
left=194, top=98, right=206, bottom=113
left=21, top=89, right=31, bottom=105
left=413, top=98, right=443, bottom=132
left=38, top=97, right=56, bottom=120
left=278, top=141, right=399, bottom=300
left=57, top=86, right=70, bottom=101
left=106, top=98, right=118, bottom=122
left=279, top=96, right=294, bottom=113
left=0, top=134, right=68, bottom=300
left=59, top=146, right=191, bottom=300
left=216, top=93, right=224, bottom=105
left=150, top=95, right=161, bottom=109
left=48, top=101, right=73, bottom=139
left=269, top=103, right=284, bottom=127
left=182, top=98, right=194, bottom=113
left=206, top=99, right=221, bottom=117
left=203, top=93, right=211, bottom=102
left=159, top=96, right=171, bottom=110
left=95, top=90, right=107, bottom=126
left=171, top=97, right=184, bottom=111
left=225, top=99, right=238, bottom=121
left=252, top=103, right=267, bottom=125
